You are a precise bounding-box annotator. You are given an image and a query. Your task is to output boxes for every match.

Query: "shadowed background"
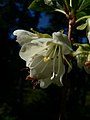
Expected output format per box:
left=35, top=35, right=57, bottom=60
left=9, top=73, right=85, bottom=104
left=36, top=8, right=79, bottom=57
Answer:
left=0, top=0, right=90, bottom=120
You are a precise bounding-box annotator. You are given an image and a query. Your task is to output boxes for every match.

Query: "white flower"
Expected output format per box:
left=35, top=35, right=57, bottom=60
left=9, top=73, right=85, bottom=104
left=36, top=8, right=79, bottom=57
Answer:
left=14, top=30, right=73, bottom=88
left=13, top=29, right=38, bottom=46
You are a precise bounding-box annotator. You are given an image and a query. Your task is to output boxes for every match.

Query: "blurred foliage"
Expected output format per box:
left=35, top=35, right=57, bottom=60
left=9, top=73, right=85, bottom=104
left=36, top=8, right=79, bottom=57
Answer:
left=0, top=0, right=90, bottom=120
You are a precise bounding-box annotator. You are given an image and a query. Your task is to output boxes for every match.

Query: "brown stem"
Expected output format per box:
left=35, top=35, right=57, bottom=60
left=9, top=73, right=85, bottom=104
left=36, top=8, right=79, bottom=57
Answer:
left=68, top=19, right=72, bottom=40
left=68, top=16, right=76, bottom=43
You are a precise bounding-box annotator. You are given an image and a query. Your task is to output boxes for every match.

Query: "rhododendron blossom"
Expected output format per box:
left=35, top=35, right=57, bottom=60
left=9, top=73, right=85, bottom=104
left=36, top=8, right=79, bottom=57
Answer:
left=13, top=29, right=73, bottom=88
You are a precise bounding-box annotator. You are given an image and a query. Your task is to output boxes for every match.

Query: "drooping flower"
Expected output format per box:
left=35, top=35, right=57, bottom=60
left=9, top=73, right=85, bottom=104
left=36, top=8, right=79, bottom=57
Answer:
left=13, top=30, right=73, bottom=88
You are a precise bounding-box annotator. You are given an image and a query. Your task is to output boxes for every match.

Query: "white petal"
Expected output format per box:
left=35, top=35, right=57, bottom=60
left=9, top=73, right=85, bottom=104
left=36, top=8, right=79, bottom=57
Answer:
left=31, top=38, right=53, bottom=45
left=19, top=42, right=43, bottom=62
left=52, top=32, right=73, bottom=54
left=54, top=48, right=65, bottom=86
left=30, top=55, right=53, bottom=78
left=40, top=78, right=53, bottom=88
left=13, top=29, right=38, bottom=46
left=59, top=64, right=65, bottom=85
left=19, top=38, right=53, bottom=67
left=30, top=69, right=37, bottom=78
left=53, top=75, right=64, bottom=87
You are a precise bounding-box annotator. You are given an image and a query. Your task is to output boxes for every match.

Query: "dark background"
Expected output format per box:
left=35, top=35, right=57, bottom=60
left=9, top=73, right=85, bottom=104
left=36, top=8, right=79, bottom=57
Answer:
left=0, top=0, right=90, bottom=120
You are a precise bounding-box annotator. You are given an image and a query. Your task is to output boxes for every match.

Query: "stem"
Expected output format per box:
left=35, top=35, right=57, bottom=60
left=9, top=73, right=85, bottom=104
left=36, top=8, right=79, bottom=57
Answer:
left=68, top=16, right=76, bottom=43
left=68, top=19, right=72, bottom=40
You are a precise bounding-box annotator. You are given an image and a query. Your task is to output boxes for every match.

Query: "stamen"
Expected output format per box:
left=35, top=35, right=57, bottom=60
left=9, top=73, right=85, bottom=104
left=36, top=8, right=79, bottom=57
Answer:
left=52, top=45, right=58, bottom=58
left=43, top=44, right=55, bottom=62
left=44, top=57, right=50, bottom=62
left=45, top=44, right=54, bottom=57
left=57, top=46, right=64, bottom=85
left=51, top=72, right=56, bottom=80
left=57, top=46, right=61, bottom=75
left=50, top=45, right=58, bottom=80
left=40, top=61, right=50, bottom=73
left=63, top=55, right=72, bottom=69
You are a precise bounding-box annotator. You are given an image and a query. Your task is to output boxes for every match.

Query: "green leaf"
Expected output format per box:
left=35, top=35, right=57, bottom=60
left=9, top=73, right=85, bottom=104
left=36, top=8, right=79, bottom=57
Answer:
left=44, top=0, right=63, bottom=8
left=63, top=0, right=83, bottom=16
left=74, top=43, right=90, bottom=51
left=77, top=0, right=90, bottom=12
left=76, top=11, right=87, bottom=20
left=72, top=43, right=90, bottom=57
left=65, top=0, right=90, bottom=16
left=76, top=15, right=90, bottom=23
left=64, top=0, right=81, bottom=11
left=74, top=0, right=84, bottom=10
left=76, top=22, right=87, bottom=30
left=87, top=53, right=90, bottom=61
left=28, top=0, right=54, bottom=12
left=44, top=0, right=66, bottom=15
left=71, top=0, right=81, bottom=10
left=64, top=0, right=71, bottom=12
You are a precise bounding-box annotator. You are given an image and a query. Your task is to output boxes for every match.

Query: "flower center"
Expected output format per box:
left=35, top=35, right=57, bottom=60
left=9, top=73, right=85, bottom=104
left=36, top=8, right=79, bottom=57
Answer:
left=29, top=42, right=71, bottom=83
left=42, top=43, right=62, bottom=80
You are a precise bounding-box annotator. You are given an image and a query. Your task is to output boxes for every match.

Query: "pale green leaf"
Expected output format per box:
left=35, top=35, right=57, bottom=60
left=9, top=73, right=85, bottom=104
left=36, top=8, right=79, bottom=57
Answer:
left=76, top=22, right=87, bottom=30
left=76, top=11, right=87, bottom=20
left=76, top=15, right=90, bottom=23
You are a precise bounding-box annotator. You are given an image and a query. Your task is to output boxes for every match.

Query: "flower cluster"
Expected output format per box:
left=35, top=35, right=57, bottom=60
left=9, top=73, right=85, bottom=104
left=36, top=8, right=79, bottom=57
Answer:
left=13, top=29, right=73, bottom=88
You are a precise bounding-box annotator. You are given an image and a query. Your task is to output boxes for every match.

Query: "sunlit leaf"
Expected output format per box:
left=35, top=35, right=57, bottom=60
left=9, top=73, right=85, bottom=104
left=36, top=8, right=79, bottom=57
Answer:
left=76, top=15, right=90, bottom=23
left=76, top=22, right=87, bottom=30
